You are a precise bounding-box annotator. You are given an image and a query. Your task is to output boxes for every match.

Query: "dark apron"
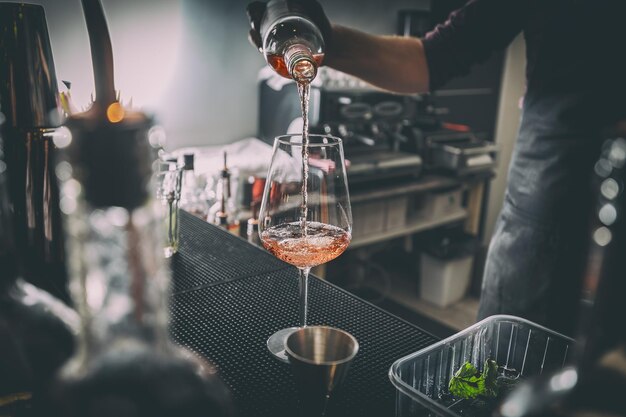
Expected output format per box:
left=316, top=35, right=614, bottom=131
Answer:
left=477, top=0, right=626, bottom=336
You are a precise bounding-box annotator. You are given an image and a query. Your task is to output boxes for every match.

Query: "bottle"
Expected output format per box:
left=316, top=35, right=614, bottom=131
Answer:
left=0, top=118, right=78, bottom=416
left=247, top=201, right=262, bottom=246
left=260, top=0, right=325, bottom=83
left=43, top=1, right=232, bottom=415
left=180, top=153, right=210, bottom=220
left=497, top=138, right=626, bottom=417
left=212, top=152, right=240, bottom=235
left=46, top=108, right=233, bottom=417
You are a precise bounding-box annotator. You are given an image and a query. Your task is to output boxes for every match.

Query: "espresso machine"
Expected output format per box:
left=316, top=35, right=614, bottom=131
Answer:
left=258, top=67, right=426, bottom=185
left=258, top=67, right=498, bottom=184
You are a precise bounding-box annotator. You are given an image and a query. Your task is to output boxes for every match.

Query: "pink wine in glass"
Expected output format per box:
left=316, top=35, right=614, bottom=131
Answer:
left=261, top=222, right=351, bottom=269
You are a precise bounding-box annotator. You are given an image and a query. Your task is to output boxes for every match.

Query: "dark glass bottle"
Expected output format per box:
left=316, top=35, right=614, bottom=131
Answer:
left=43, top=108, right=233, bottom=417
left=0, top=3, right=69, bottom=303
left=497, top=138, right=626, bottom=417
left=260, top=0, right=325, bottom=83
left=0, top=120, right=78, bottom=417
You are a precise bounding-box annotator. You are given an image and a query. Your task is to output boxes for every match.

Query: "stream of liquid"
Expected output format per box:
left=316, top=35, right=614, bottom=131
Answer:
left=297, top=81, right=311, bottom=237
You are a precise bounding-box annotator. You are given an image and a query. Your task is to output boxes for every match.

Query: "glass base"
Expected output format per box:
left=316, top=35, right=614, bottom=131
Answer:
left=267, top=327, right=299, bottom=362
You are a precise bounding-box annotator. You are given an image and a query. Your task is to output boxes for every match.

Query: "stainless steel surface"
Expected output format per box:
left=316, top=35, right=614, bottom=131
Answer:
left=0, top=3, right=61, bottom=129
left=428, top=134, right=498, bottom=174
left=345, top=150, right=422, bottom=182
left=268, top=326, right=299, bottom=362
left=286, top=326, right=359, bottom=415
left=0, top=4, right=67, bottom=300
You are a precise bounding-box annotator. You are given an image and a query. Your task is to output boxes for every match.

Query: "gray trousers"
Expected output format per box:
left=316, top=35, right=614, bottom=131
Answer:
left=477, top=197, right=588, bottom=337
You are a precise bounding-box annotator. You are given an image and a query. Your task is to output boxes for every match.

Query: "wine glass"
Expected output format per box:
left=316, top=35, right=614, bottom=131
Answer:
left=259, top=134, right=352, bottom=362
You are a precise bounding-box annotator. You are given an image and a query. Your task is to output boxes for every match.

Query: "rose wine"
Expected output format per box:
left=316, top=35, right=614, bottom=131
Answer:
left=267, top=44, right=324, bottom=239
left=298, top=80, right=311, bottom=236
left=261, top=222, right=351, bottom=268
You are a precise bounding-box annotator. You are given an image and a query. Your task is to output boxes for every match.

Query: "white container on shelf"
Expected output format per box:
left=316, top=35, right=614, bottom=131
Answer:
left=351, top=201, right=385, bottom=239
left=430, top=188, right=464, bottom=218
left=419, top=253, right=473, bottom=308
left=384, top=196, right=408, bottom=231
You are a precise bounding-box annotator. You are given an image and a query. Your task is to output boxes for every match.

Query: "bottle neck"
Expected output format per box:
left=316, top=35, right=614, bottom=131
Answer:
left=284, top=43, right=317, bottom=83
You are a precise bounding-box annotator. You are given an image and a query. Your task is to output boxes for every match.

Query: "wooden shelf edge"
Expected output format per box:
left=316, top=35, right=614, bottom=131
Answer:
left=349, top=210, right=468, bottom=249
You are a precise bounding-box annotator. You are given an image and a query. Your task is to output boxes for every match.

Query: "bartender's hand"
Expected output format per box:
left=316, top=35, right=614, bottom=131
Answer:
left=246, top=0, right=333, bottom=53
left=247, top=1, right=429, bottom=94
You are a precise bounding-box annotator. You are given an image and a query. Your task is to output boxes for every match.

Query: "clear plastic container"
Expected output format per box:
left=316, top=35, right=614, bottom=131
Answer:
left=389, top=315, right=575, bottom=417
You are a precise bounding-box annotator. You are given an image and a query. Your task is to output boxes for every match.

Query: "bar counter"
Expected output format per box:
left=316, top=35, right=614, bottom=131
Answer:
left=170, top=211, right=438, bottom=416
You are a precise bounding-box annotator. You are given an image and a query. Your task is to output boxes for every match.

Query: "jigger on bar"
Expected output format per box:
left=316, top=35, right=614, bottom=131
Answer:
left=286, top=326, right=359, bottom=416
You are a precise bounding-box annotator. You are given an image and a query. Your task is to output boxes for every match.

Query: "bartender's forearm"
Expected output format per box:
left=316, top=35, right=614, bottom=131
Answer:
left=325, top=25, right=430, bottom=94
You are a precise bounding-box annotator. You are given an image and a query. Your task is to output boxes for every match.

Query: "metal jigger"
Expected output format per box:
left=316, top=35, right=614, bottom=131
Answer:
left=0, top=3, right=68, bottom=302
left=286, top=326, right=359, bottom=416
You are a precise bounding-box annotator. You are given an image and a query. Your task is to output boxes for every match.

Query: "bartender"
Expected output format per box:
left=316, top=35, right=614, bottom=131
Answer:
left=247, top=0, right=626, bottom=336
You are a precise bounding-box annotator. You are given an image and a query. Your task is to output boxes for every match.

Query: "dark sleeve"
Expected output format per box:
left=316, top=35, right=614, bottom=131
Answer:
left=422, top=0, right=534, bottom=90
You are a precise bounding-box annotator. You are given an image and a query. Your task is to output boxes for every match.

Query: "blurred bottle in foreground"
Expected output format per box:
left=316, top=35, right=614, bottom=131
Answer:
left=497, top=138, right=626, bottom=417
left=41, top=0, right=233, bottom=416
left=0, top=117, right=78, bottom=417
left=46, top=107, right=233, bottom=417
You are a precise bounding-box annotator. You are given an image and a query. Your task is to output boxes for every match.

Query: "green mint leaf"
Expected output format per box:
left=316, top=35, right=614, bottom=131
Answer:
left=448, top=360, right=500, bottom=399
left=449, top=362, right=485, bottom=399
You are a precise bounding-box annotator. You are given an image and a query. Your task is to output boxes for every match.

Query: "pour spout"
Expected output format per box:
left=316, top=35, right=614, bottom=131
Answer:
left=81, top=0, right=116, bottom=107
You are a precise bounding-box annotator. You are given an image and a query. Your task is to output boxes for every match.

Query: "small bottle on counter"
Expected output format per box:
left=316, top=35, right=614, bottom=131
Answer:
left=247, top=201, right=262, bottom=246
left=180, top=153, right=210, bottom=220
left=213, top=151, right=240, bottom=235
left=260, top=0, right=325, bottom=83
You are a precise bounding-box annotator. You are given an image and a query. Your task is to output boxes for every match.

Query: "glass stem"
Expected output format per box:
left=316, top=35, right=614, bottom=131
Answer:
left=299, top=267, right=311, bottom=327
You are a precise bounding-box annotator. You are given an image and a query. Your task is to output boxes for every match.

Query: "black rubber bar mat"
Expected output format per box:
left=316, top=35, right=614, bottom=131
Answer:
left=171, top=211, right=288, bottom=293
left=170, top=216, right=438, bottom=416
